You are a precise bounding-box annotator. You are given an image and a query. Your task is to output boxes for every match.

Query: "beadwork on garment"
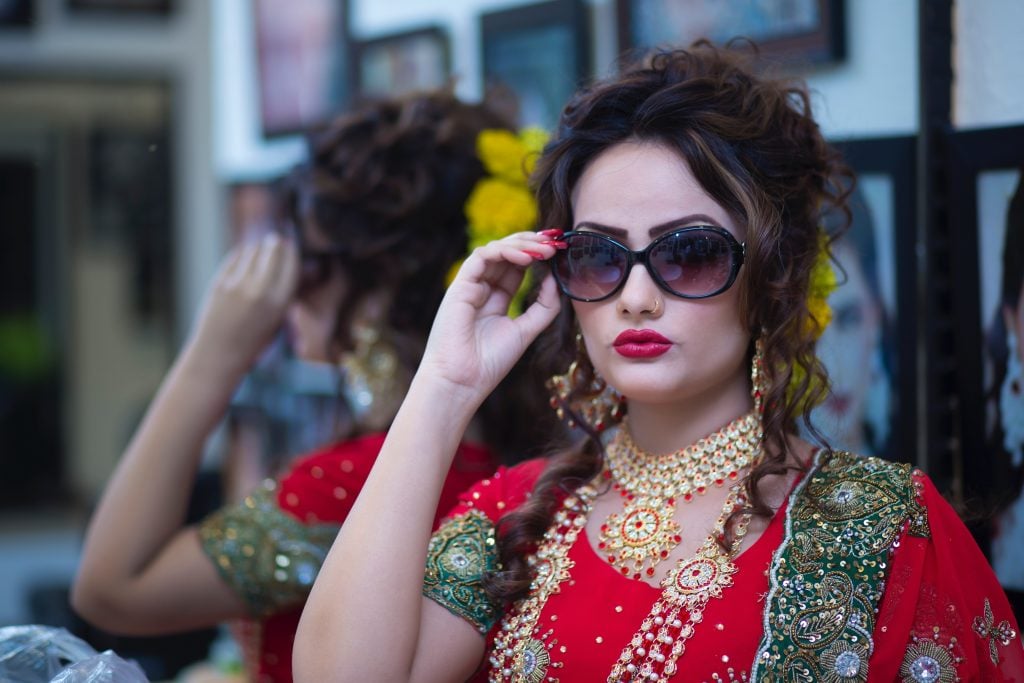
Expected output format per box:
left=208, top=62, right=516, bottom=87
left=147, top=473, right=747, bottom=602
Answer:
left=751, top=451, right=930, bottom=682
left=198, top=482, right=341, bottom=616
left=423, top=509, right=502, bottom=634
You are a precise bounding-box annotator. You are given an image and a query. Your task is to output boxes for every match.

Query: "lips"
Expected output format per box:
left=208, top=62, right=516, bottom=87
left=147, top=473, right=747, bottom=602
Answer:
left=613, top=329, right=672, bottom=358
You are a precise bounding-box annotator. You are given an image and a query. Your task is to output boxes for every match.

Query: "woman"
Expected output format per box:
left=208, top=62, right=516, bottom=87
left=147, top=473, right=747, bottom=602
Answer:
left=812, top=184, right=893, bottom=456
left=295, top=45, right=1023, bottom=681
left=71, top=90, right=554, bottom=683
left=988, top=173, right=1024, bottom=592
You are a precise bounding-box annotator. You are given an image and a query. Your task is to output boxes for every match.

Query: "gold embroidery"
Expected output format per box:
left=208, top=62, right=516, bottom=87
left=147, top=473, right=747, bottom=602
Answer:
left=488, top=490, right=593, bottom=682
left=971, top=597, right=1018, bottom=666
left=422, top=509, right=500, bottom=634
left=198, top=484, right=340, bottom=616
left=899, top=636, right=958, bottom=683
left=752, top=452, right=928, bottom=681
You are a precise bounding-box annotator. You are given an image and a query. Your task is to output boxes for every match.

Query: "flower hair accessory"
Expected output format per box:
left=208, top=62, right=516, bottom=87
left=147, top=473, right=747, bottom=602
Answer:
left=788, top=228, right=837, bottom=408
left=806, top=228, right=838, bottom=339
left=449, top=127, right=549, bottom=315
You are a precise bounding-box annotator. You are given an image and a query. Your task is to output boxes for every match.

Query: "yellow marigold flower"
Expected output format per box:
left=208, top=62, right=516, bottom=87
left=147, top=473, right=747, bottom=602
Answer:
left=804, top=231, right=837, bottom=339
left=477, top=127, right=549, bottom=185
left=464, top=178, right=537, bottom=242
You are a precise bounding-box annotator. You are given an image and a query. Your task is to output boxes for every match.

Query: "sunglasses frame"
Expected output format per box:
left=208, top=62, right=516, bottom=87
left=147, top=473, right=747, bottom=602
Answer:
left=551, top=225, right=746, bottom=302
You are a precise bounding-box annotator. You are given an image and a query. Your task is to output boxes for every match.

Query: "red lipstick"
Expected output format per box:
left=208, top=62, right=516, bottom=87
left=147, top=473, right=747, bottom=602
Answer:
left=613, top=329, right=672, bottom=358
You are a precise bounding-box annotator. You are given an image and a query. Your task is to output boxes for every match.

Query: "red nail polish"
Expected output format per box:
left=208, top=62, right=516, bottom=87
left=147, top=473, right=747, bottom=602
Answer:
left=539, top=228, right=564, bottom=237
left=541, top=240, right=568, bottom=249
left=523, top=250, right=544, bottom=259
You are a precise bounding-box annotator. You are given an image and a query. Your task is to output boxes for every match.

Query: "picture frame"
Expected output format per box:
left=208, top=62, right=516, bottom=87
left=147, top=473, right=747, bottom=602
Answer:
left=809, top=136, right=917, bottom=466
left=616, top=0, right=845, bottom=66
left=947, top=124, right=1024, bottom=619
left=66, top=0, right=173, bottom=15
left=353, top=26, right=450, bottom=99
left=252, top=0, right=350, bottom=138
left=480, top=0, right=591, bottom=130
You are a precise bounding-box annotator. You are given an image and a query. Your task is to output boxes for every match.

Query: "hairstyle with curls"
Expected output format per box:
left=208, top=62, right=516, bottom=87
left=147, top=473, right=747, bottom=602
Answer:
left=278, top=88, right=560, bottom=463
left=484, top=42, right=854, bottom=603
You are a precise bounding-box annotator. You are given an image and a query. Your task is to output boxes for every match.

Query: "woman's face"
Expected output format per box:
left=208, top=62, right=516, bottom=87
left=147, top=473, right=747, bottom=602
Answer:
left=1005, top=277, right=1024, bottom=363
left=285, top=221, right=348, bottom=364
left=814, top=243, right=881, bottom=443
left=569, top=140, right=750, bottom=411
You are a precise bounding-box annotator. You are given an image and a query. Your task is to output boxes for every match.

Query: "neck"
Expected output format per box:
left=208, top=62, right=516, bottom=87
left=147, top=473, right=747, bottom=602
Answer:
left=623, top=375, right=754, bottom=455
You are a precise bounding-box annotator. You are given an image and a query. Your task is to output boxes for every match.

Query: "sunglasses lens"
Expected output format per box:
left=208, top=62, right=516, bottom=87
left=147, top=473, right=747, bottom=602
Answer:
left=650, top=230, right=735, bottom=297
left=554, top=233, right=628, bottom=300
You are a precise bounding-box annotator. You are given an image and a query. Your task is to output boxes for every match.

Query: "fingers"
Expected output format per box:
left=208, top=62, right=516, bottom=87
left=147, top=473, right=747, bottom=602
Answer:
left=512, top=273, right=561, bottom=339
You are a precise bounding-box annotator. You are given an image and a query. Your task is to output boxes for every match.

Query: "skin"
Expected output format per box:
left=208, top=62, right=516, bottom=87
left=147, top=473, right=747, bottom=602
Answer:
left=293, top=139, right=808, bottom=681
left=71, top=229, right=349, bottom=634
left=1003, top=277, right=1024, bottom=365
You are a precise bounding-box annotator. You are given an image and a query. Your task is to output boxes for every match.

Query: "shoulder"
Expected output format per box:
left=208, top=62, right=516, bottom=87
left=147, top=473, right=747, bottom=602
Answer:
left=440, top=457, right=548, bottom=524
left=792, top=450, right=930, bottom=539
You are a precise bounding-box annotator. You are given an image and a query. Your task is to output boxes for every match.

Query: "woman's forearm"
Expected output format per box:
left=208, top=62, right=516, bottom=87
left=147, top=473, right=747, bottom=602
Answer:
left=71, top=343, right=244, bottom=622
left=294, top=372, right=479, bottom=682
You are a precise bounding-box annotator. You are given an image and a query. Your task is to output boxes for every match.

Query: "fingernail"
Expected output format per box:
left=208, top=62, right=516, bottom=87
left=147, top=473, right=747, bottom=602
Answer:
left=523, top=250, right=544, bottom=259
left=539, top=228, right=564, bottom=237
left=541, top=240, right=568, bottom=249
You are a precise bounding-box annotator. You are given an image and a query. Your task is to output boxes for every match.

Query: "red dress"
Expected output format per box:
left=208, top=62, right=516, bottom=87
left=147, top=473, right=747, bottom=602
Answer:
left=199, top=432, right=496, bottom=683
left=424, top=450, right=1024, bottom=682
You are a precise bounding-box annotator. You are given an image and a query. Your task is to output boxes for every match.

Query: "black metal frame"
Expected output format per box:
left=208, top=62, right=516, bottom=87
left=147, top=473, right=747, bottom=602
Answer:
left=832, top=136, right=919, bottom=465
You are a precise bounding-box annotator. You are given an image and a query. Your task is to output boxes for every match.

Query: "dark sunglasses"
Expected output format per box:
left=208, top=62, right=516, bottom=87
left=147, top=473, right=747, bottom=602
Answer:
left=551, top=226, right=745, bottom=302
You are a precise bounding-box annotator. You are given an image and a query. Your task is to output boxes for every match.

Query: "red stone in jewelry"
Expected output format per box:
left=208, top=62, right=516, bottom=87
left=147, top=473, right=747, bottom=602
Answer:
left=597, top=412, right=761, bottom=579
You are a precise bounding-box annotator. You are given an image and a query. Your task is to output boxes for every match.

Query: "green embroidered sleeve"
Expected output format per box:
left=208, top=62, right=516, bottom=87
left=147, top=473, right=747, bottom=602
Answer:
left=423, top=509, right=501, bottom=634
left=752, top=451, right=930, bottom=682
left=198, top=483, right=341, bottom=617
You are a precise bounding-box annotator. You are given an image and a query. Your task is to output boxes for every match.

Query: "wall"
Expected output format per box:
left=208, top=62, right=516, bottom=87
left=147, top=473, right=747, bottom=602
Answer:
left=213, top=0, right=920, bottom=182
left=954, top=0, right=1024, bottom=129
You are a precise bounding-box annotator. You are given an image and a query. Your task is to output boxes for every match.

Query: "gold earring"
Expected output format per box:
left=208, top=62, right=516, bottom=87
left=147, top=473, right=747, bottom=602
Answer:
left=546, top=332, right=626, bottom=432
left=751, top=336, right=767, bottom=416
left=340, top=324, right=409, bottom=432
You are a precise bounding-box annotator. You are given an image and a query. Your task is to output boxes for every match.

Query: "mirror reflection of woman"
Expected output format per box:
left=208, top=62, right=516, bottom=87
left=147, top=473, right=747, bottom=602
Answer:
left=295, top=44, right=1022, bottom=682
left=70, top=90, right=553, bottom=683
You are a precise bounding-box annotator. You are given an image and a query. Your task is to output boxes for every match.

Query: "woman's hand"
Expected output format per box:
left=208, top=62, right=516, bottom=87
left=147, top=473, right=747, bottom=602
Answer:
left=418, top=231, right=563, bottom=406
left=185, top=234, right=299, bottom=379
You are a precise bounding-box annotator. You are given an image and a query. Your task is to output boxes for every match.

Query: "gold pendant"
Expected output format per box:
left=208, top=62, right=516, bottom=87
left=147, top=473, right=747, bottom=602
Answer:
left=599, top=495, right=681, bottom=580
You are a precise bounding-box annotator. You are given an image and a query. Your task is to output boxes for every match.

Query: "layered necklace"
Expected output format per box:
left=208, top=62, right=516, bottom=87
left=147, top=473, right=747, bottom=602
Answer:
left=598, top=411, right=761, bottom=580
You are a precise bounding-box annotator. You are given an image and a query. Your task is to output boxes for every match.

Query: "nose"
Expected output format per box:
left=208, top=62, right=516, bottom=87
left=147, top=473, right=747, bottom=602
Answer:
left=615, top=262, right=663, bottom=317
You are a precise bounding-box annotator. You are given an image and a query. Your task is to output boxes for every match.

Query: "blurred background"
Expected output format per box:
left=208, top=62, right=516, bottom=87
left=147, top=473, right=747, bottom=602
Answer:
left=0, top=0, right=1022, bottom=679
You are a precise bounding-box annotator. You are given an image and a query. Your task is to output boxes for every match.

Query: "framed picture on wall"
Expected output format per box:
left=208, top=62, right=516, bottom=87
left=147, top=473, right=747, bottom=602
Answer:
left=616, top=0, right=845, bottom=66
left=67, top=0, right=173, bottom=15
left=480, top=0, right=590, bottom=130
left=809, top=136, right=917, bottom=466
left=353, top=26, right=450, bottom=99
left=948, top=124, right=1024, bottom=620
left=253, top=0, right=350, bottom=137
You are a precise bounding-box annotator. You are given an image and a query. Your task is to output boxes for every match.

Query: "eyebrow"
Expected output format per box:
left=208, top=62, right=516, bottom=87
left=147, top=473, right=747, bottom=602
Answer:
left=574, top=213, right=725, bottom=238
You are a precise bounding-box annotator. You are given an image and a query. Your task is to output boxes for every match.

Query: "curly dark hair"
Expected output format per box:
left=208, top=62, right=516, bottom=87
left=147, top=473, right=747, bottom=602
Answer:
left=278, top=89, right=559, bottom=463
left=485, top=42, right=853, bottom=603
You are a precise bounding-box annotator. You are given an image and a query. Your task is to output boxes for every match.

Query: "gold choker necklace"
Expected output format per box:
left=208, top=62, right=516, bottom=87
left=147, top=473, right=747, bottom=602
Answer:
left=598, top=411, right=762, bottom=579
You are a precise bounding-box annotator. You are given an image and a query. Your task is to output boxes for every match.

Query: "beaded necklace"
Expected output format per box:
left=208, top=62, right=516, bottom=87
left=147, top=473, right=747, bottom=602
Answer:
left=598, top=411, right=761, bottom=579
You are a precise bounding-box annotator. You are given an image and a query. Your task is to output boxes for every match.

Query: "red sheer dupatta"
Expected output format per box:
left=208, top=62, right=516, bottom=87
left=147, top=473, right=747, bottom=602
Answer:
left=871, top=474, right=1024, bottom=681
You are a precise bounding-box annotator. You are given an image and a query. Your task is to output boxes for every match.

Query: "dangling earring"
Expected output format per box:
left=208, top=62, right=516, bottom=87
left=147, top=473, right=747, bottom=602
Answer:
left=547, top=332, right=626, bottom=432
left=751, top=336, right=767, bottom=417
left=340, top=323, right=409, bottom=432
left=1000, top=330, right=1024, bottom=467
